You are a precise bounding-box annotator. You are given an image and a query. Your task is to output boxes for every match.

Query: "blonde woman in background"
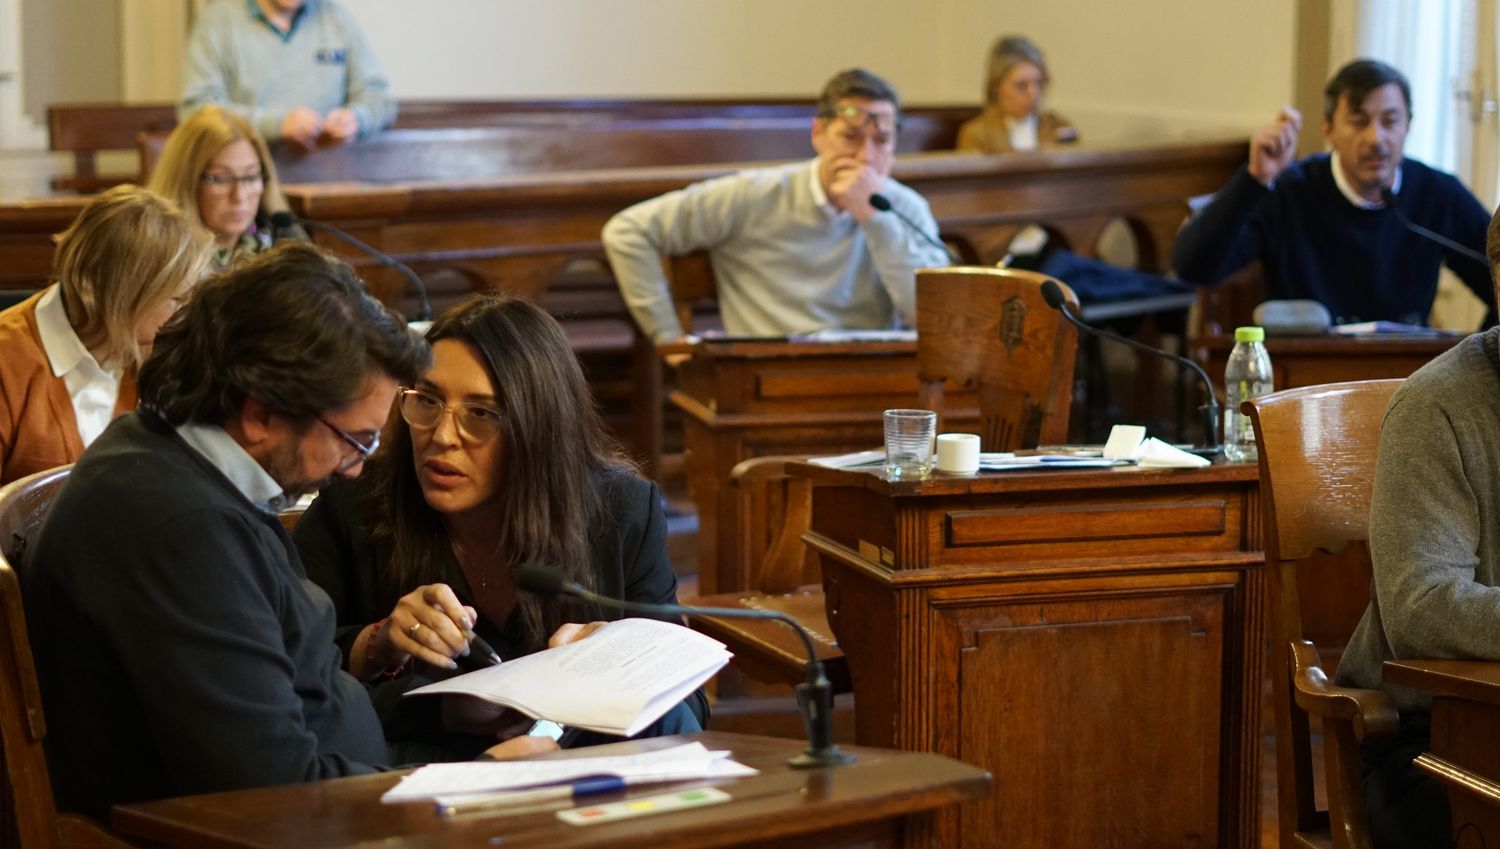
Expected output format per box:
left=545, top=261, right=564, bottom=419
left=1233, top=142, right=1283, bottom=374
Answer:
left=0, top=185, right=213, bottom=484
left=956, top=35, right=1078, bottom=154
left=148, top=105, right=306, bottom=271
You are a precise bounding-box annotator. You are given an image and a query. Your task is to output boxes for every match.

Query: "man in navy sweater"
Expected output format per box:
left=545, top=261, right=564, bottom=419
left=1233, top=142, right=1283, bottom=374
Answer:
left=1173, top=59, right=1495, bottom=328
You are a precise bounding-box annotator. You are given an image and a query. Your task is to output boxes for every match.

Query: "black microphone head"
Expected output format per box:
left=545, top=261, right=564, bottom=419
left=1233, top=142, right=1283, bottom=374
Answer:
left=269, top=211, right=297, bottom=230
left=1039, top=280, right=1066, bottom=310
left=1380, top=187, right=1398, bottom=207
left=517, top=565, right=566, bottom=598
left=868, top=193, right=892, bottom=212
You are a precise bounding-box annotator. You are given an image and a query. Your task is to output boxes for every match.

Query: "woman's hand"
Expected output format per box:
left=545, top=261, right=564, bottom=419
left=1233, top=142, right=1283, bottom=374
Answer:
left=376, top=583, right=480, bottom=670
left=547, top=621, right=609, bottom=648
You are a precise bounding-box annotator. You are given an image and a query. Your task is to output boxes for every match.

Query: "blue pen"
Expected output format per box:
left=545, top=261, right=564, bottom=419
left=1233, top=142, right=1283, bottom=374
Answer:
left=438, top=775, right=625, bottom=816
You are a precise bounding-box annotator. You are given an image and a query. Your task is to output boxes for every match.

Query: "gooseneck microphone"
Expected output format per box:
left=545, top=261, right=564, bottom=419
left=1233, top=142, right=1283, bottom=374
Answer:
left=1040, top=280, right=1221, bottom=453
left=1380, top=188, right=1490, bottom=268
left=270, top=212, right=433, bottom=321
left=517, top=565, right=855, bottom=769
left=868, top=193, right=962, bottom=265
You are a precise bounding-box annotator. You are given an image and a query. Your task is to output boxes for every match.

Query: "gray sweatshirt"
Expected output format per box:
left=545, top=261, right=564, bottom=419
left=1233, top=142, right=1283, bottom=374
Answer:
left=180, top=0, right=397, bottom=141
left=1337, top=327, right=1500, bottom=712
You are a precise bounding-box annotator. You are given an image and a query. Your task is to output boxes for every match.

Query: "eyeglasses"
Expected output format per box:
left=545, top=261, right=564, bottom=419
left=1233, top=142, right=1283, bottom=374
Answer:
left=199, top=171, right=265, bottom=195
left=316, top=414, right=380, bottom=471
left=397, top=388, right=504, bottom=443
left=823, top=103, right=899, bottom=148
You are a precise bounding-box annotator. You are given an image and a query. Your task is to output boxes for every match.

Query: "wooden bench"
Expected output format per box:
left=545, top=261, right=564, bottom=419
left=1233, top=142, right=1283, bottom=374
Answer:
left=51, top=98, right=975, bottom=193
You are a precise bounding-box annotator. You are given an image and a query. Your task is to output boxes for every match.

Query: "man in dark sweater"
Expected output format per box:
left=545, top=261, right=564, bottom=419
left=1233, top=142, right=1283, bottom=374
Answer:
left=1172, top=59, right=1495, bottom=328
left=22, top=244, right=552, bottom=819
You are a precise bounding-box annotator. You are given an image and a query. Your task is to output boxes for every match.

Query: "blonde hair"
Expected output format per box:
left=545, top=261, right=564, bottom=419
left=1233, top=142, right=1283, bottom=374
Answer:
left=53, top=185, right=214, bottom=370
left=983, top=35, right=1050, bottom=107
left=146, top=105, right=292, bottom=226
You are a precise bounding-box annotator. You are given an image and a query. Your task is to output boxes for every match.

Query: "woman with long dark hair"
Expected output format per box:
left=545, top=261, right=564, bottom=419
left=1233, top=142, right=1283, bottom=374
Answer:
left=294, top=294, right=705, bottom=748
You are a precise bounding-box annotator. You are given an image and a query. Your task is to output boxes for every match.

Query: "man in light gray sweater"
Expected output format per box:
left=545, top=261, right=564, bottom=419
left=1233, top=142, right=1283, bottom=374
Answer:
left=181, top=0, right=397, bottom=149
left=603, top=68, right=951, bottom=347
left=1336, top=206, right=1500, bottom=848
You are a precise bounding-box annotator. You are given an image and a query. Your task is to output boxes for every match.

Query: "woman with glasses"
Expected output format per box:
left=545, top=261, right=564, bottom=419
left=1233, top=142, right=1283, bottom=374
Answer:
left=148, top=105, right=307, bottom=271
left=956, top=35, right=1077, bottom=154
left=0, top=185, right=213, bottom=485
left=293, top=294, right=705, bottom=752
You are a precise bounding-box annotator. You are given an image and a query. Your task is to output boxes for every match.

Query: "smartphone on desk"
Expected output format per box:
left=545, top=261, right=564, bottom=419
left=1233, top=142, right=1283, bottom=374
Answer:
left=528, top=719, right=565, bottom=741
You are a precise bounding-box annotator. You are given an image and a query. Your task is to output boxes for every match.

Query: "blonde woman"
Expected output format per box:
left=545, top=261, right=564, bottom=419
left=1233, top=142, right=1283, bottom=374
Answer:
left=956, top=35, right=1078, bottom=154
left=0, top=185, right=213, bottom=484
left=148, top=105, right=305, bottom=271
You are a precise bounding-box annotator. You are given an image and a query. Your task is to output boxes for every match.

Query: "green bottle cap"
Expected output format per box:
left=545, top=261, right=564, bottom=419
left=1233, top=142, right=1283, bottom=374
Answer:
left=1234, top=326, right=1265, bottom=343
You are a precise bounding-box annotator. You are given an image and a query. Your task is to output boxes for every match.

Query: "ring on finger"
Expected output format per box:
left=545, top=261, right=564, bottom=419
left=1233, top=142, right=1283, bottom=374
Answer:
left=408, top=622, right=423, bottom=638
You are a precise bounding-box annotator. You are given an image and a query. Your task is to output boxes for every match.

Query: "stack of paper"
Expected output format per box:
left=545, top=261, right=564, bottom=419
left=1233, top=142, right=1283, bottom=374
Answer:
left=977, top=453, right=1134, bottom=471
left=381, top=742, right=758, bottom=805
left=407, top=618, right=730, bottom=737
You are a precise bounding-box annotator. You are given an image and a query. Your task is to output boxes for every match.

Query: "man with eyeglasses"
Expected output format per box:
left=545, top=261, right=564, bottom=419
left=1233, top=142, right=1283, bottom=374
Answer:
left=604, top=68, right=951, bottom=349
left=23, top=244, right=553, bottom=819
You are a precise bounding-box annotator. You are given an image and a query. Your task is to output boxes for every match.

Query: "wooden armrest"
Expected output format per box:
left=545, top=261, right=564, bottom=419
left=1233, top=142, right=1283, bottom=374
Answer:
left=729, top=455, right=802, bottom=489
left=1289, top=640, right=1399, bottom=740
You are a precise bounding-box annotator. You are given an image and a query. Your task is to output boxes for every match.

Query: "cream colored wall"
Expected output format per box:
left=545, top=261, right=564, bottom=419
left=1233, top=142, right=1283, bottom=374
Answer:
left=351, top=0, right=1296, bottom=138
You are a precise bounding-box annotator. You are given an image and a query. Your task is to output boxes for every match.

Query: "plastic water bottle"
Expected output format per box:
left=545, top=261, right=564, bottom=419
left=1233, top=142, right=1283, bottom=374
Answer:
left=1223, top=326, right=1273, bottom=463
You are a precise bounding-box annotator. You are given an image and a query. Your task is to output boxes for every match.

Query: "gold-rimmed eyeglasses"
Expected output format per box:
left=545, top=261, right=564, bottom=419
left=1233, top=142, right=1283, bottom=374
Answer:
left=397, top=387, right=504, bottom=443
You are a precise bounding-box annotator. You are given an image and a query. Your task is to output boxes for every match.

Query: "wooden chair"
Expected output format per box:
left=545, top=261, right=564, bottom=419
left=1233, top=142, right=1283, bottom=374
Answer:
left=916, top=266, right=1077, bottom=449
left=695, top=268, right=1081, bottom=689
left=1244, top=381, right=1403, bottom=849
left=0, top=466, right=136, bottom=849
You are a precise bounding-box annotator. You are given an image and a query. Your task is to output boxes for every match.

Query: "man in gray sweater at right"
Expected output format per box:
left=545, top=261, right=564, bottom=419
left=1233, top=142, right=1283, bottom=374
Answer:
left=1337, top=205, right=1500, bottom=848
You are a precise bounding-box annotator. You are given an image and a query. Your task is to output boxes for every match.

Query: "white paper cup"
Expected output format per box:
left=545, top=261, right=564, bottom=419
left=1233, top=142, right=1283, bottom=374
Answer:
left=935, top=433, right=981, bottom=474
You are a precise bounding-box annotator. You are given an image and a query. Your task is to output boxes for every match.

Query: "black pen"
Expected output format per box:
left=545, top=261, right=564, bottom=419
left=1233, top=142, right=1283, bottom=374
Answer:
left=462, top=629, right=503, bottom=667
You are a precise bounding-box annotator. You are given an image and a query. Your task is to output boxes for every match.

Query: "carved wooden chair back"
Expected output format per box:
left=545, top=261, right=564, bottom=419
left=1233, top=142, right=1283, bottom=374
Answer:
left=1245, top=380, right=1403, bottom=849
left=915, top=266, right=1078, bottom=450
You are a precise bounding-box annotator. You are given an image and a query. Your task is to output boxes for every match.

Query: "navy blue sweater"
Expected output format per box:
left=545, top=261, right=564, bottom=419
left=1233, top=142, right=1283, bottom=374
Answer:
left=1172, top=154, right=1495, bottom=326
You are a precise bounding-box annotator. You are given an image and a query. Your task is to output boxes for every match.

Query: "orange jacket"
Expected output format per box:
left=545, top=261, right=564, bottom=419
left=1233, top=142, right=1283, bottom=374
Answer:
left=0, top=291, right=137, bottom=486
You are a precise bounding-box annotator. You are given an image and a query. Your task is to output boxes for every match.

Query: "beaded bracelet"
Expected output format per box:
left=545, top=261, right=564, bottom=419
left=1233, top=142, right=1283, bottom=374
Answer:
left=363, top=618, right=409, bottom=682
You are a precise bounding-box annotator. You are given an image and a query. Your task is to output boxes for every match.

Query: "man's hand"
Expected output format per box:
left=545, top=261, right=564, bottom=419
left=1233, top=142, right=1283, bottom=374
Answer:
left=483, top=734, right=559, bottom=761
left=319, top=108, right=360, bottom=146
left=279, top=107, right=324, bottom=150
left=825, top=156, right=886, bottom=223
left=547, top=621, right=608, bottom=648
left=1248, top=107, right=1302, bottom=187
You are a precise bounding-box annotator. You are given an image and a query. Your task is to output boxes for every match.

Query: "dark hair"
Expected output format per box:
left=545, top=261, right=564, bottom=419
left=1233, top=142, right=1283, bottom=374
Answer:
left=1487, top=205, right=1500, bottom=304
left=138, top=242, right=431, bottom=426
left=816, top=68, right=902, bottom=122
left=368, top=294, right=633, bottom=653
left=1324, top=59, right=1411, bottom=122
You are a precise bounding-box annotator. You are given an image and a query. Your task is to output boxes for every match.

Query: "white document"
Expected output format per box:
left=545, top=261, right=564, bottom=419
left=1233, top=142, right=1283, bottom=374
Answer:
left=381, top=741, right=758, bottom=804
left=807, top=449, right=884, bottom=469
left=977, top=452, right=1135, bottom=471
left=793, top=328, right=917, bottom=343
left=406, top=618, right=729, bottom=737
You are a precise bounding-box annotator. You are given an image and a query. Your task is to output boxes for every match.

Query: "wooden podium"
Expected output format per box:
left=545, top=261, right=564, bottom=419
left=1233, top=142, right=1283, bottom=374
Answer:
left=670, top=339, right=976, bottom=594
left=1384, top=658, right=1500, bottom=846
left=111, top=732, right=991, bottom=849
left=793, top=460, right=1264, bottom=849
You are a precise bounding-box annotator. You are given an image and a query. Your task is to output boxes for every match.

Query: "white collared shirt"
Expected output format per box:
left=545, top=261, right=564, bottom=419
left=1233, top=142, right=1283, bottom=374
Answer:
left=1330, top=150, right=1402, bottom=209
left=1004, top=114, right=1040, bottom=152
left=807, top=159, right=842, bottom=220
left=33, top=284, right=121, bottom=447
left=174, top=422, right=289, bottom=514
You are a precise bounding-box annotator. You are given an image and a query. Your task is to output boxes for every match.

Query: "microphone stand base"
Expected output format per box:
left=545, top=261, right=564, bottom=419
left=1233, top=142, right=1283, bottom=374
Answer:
left=788, top=747, right=858, bottom=769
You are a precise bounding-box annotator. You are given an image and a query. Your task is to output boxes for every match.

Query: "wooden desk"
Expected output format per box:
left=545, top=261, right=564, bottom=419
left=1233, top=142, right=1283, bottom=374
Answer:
left=670, top=339, right=978, bottom=594
left=1383, top=659, right=1500, bottom=846
left=111, top=732, right=990, bottom=849
left=793, top=461, right=1265, bottom=849
left=1192, top=332, right=1461, bottom=391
